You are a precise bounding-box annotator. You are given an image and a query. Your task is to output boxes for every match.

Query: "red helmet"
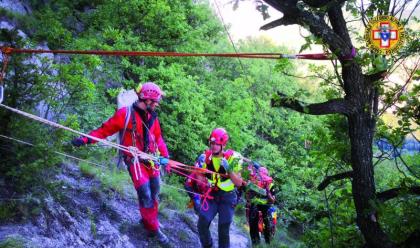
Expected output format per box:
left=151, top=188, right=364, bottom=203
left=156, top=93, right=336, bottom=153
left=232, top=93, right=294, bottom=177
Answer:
left=209, top=128, right=229, bottom=146
left=138, top=82, right=162, bottom=102
left=258, top=166, right=272, bottom=184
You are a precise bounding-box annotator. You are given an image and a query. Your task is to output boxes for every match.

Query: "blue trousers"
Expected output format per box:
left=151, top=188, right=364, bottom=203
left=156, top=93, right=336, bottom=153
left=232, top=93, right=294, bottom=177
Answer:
left=197, top=190, right=237, bottom=248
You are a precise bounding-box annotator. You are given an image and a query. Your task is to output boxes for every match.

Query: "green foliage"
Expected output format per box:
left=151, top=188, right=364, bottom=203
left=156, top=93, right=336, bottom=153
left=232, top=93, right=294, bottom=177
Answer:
left=87, top=207, right=97, bottom=238
left=299, top=35, right=325, bottom=53
left=160, top=180, right=189, bottom=211
left=79, top=162, right=131, bottom=195
left=0, top=195, right=42, bottom=224
left=0, top=236, right=26, bottom=248
left=0, top=202, right=17, bottom=223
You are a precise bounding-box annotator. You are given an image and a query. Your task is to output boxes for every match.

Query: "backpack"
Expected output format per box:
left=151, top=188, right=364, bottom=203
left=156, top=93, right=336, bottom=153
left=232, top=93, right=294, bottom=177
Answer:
left=116, top=89, right=138, bottom=168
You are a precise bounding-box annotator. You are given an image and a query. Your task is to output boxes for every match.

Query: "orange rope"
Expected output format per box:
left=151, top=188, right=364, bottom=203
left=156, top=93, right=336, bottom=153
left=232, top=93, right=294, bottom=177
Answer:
left=168, top=159, right=231, bottom=178
left=200, top=187, right=214, bottom=211
left=0, top=46, right=331, bottom=60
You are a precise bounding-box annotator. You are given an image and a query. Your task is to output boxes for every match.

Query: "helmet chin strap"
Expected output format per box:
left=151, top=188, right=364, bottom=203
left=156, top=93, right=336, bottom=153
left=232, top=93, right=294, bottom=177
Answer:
left=146, top=104, right=153, bottom=113
left=139, top=99, right=154, bottom=113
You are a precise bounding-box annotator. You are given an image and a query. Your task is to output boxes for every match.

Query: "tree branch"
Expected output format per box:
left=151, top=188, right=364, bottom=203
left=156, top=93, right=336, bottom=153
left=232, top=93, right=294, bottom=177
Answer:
left=263, top=0, right=298, bottom=13
left=317, top=171, right=353, bottom=190
left=331, top=59, right=344, bottom=88
left=402, top=0, right=420, bottom=26
left=303, top=0, right=332, bottom=7
left=365, top=70, right=387, bottom=83
left=271, top=92, right=353, bottom=115
left=359, top=0, right=368, bottom=27
left=411, top=133, right=419, bottom=142
left=377, top=60, right=418, bottom=116
left=328, top=4, right=352, bottom=45
left=281, top=71, right=319, bottom=79
left=377, top=186, right=420, bottom=202
left=262, top=0, right=353, bottom=60
left=398, top=153, right=420, bottom=179
left=303, top=0, right=347, bottom=8
left=260, top=16, right=296, bottom=30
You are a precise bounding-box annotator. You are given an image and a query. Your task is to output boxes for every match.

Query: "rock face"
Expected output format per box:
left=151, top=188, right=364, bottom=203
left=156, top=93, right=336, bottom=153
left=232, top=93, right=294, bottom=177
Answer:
left=0, top=163, right=250, bottom=247
left=0, top=0, right=30, bottom=15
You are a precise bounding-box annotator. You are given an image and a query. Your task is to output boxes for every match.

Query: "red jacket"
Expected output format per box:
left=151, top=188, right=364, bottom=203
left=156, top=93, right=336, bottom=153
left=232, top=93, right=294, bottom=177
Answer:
left=87, top=106, right=169, bottom=158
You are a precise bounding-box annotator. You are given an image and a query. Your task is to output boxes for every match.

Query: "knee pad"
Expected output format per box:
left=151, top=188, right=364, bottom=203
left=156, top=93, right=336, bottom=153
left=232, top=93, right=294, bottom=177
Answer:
left=137, top=183, right=153, bottom=208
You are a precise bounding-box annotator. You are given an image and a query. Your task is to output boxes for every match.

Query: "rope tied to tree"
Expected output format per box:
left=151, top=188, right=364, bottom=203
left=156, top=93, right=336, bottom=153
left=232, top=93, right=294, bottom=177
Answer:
left=0, top=46, right=342, bottom=60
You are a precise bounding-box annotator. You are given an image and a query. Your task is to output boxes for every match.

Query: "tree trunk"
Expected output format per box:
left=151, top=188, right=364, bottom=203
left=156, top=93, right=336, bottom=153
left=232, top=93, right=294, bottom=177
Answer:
left=346, top=64, right=396, bottom=247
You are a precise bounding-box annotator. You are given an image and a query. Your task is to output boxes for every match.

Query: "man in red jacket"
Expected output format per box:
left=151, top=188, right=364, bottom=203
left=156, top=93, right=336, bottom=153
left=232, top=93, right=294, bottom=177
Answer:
left=71, top=82, right=170, bottom=245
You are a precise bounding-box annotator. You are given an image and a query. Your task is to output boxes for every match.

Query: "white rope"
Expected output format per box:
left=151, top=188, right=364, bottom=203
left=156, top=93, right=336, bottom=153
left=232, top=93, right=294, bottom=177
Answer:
left=0, top=134, right=201, bottom=197
left=161, top=182, right=202, bottom=196
left=0, top=103, right=257, bottom=180
left=0, top=103, right=156, bottom=162
left=0, top=134, right=105, bottom=167
left=129, top=146, right=142, bottom=180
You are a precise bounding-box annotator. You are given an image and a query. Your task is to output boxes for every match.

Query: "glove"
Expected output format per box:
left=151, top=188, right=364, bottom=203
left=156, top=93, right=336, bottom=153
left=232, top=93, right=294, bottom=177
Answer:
left=159, top=157, right=169, bottom=166
left=158, top=157, right=170, bottom=174
left=221, top=158, right=232, bottom=173
left=71, top=137, right=87, bottom=147
left=252, top=161, right=261, bottom=170
left=193, top=197, right=201, bottom=213
left=195, top=154, right=206, bottom=168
